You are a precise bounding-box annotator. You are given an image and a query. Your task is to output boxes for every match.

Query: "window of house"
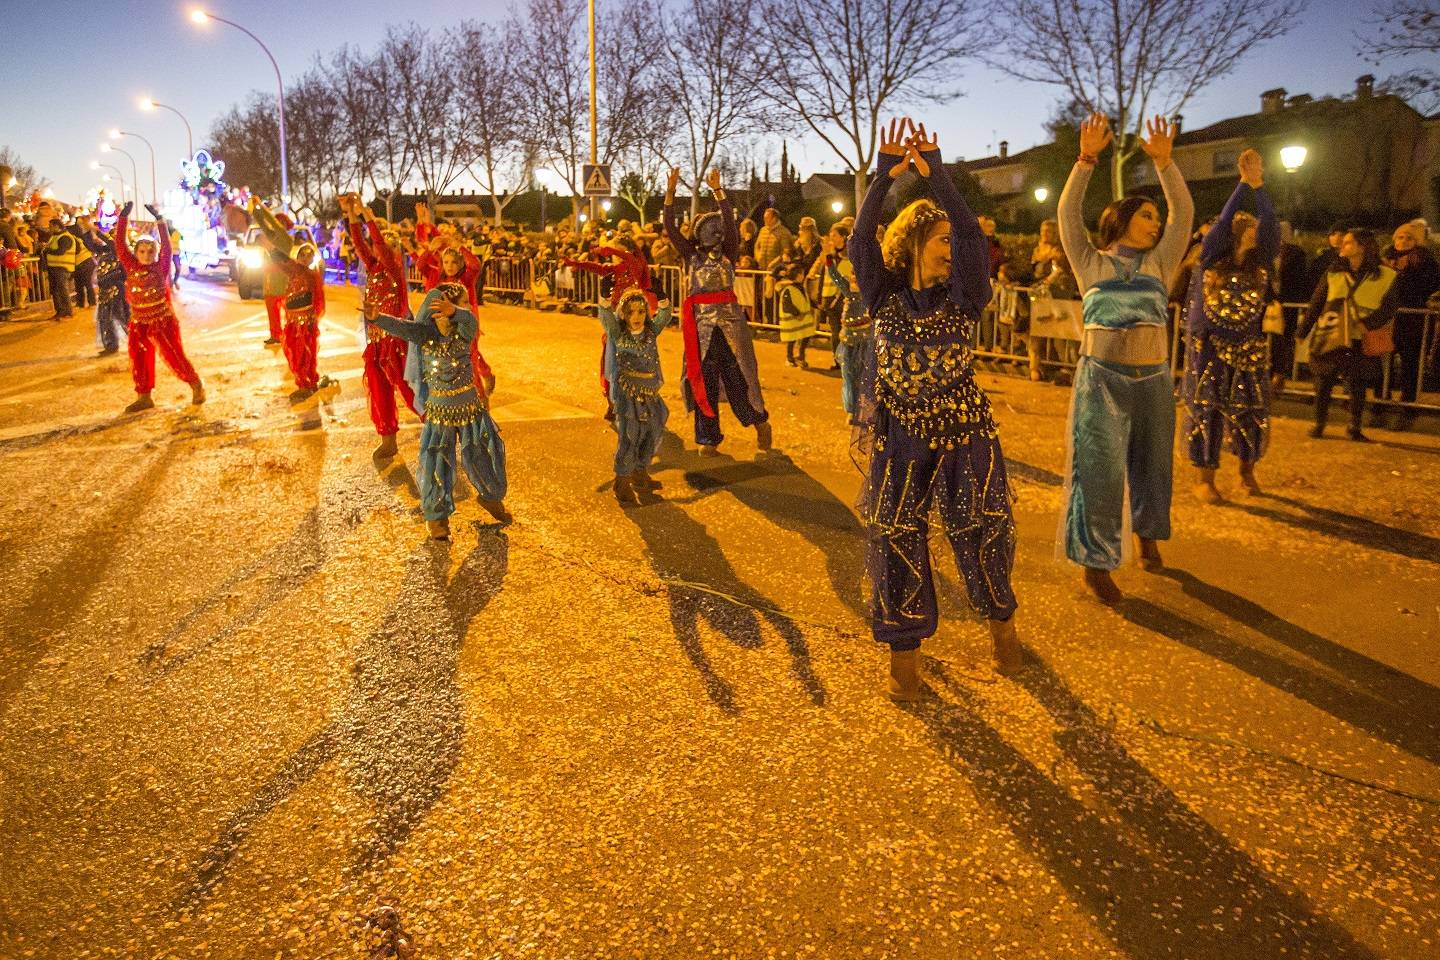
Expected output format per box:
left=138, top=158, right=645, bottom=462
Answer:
left=1212, top=148, right=1239, bottom=174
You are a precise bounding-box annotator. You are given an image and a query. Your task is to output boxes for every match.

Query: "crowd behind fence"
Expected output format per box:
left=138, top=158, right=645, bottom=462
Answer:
left=5, top=251, right=1435, bottom=414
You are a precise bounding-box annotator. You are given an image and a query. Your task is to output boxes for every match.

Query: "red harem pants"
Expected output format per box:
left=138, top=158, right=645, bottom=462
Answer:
left=264, top=295, right=283, bottom=341
left=129, top=317, right=199, bottom=394
left=283, top=320, right=320, bottom=390
left=363, top=335, right=417, bottom=436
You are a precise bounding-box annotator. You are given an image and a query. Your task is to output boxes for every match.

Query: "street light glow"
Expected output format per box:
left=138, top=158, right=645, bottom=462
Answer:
left=830, top=200, right=844, bottom=214
left=601, top=200, right=612, bottom=213
left=1280, top=145, right=1307, bottom=173
left=190, top=9, right=209, bottom=23
left=139, top=97, right=155, bottom=111
left=101, top=143, right=112, bottom=152
left=90, top=161, right=100, bottom=170
left=108, top=128, right=121, bottom=140
left=1033, top=187, right=1050, bottom=203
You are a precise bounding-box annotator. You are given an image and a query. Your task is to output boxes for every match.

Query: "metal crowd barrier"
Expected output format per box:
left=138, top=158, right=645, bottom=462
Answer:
left=0, top=256, right=49, bottom=314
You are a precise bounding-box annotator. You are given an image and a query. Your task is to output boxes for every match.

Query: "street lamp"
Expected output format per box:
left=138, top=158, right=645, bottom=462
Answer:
left=830, top=200, right=844, bottom=215
left=1280, top=145, right=1308, bottom=173
left=101, top=143, right=141, bottom=207
left=600, top=199, right=612, bottom=214
left=189, top=8, right=288, bottom=204
left=139, top=96, right=194, bottom=158
left=1033, top=186, right=1050, bottom=203
left=91, top=160, right=128, bottom=200
left=110, top=129, right=157, bottom=210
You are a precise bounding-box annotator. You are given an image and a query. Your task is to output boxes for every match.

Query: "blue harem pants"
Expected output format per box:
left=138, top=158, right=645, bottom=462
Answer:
left=837, top=337, right=873, bottom=418
left=1063, top=357, right=1174, bottom=570
left=614, top=393, right=668, bottom=476
left=419, top=412, right=507, bottom=521
left=866, top=417, right=1018, bottom=651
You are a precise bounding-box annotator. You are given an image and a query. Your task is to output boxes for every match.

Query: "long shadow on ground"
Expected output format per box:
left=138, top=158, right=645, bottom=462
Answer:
left=178, top=531, right=509, bottom=908
left=1226, top=492, right=1440, bottom=564
left=622, top=496, right=825, bottom=713
left=908, top=656, right=1381, bottom=960
left=1120, top=594, right=1440, bottom=767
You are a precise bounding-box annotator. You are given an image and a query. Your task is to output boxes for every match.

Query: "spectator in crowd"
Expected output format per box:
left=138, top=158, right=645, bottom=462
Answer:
left=68, top=216, right=99, bottom=309
left=809, top=221, right=853, bottom=363
left=1298, top=228, right=1398, bottom=441
left=0, top=208, right=18, bottom=250
left=1383, top=221, right=1440, bottom=428
left=738, top=217, right=758, bottom=262
left=793, top=216, right=822, bottom=274
left=1307, top=222, right=1346, bottom=290
left=978, top=215, right=1004, bottom=278
left=1269, top=221, right=1311, bottom=390
left=754, top=207, right=793, bottom=273
left=42, top=216, right=85, bottom=321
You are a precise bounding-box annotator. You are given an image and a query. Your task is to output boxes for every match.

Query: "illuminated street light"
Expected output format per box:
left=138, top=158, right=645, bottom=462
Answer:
left=1033, top=186, right=1050, bottom=203
left=92, top=160, right=129, bottom=200
left=189, top=8, right=289, bottom=204
left=110, top=129, right=157, bottom=209
left=101, top=143, right=141, bottom=206
left=139, top=96, right=195, bottom=158
left=579, top=213, right=589, bottom=223
left=600, top=199, right=612, bottom=214
left=830, top=200, right=844, bottom=214
left=1280, top=145, right=1308, bottom=173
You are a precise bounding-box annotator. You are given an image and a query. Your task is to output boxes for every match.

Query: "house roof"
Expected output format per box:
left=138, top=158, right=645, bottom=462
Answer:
left=964, top=142, right=1052, bottom=171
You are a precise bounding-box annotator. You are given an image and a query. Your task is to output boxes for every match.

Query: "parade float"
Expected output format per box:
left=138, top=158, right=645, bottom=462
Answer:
left=160, top=149, right=252, bottom=276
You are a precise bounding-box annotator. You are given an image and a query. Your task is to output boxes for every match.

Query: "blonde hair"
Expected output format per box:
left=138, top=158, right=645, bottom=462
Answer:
left=881, top=199, right=949, bottom=273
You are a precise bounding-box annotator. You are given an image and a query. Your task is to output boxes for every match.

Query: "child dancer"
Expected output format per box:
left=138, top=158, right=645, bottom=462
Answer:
left=1057, top=114, right=1193, bottom=604
left=87, top=217, right=130, bottom=355
left=598, top=290, right=673, bottom=506
left=777, top=258, right=817, bottom=368
left=252, top=199, right=332, bottom=399
left=368, top=284, right=511, bottom=539
left=114, top=202, right=204, bottom=412
left=852, top=119, right=1021, bottom=699
left=663, top=167, right=773, bottom=456
left=259, top=210, right=295, bottom=347
left=1181, top=150, right=1279, bottom=501
left=341, top=193, right=418, bottom=460
left=825, top=248, right=870, bottom=418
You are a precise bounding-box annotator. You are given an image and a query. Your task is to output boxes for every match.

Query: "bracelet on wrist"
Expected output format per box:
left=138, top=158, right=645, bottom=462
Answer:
left=1077, top=153, right=1098, bottom=166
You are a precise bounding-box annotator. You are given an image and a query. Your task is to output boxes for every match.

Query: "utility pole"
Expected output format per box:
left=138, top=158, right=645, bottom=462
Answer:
left=588, top=0, right=598, bottom=227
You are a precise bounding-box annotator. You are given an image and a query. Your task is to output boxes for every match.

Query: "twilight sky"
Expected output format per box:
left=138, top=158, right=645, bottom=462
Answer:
left=1, top=0, right=1394, bottom=205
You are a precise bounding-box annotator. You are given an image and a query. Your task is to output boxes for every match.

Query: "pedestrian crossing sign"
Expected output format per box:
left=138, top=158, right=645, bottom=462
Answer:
left=583, top=163, right=612, bottom=197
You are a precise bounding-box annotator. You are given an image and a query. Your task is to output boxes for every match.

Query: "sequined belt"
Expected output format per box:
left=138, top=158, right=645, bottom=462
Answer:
left=425, top=395, right=486, bottom=426
left=285, top=306, right=317, bottom=326
left=618, top=368, right=661, bottom=399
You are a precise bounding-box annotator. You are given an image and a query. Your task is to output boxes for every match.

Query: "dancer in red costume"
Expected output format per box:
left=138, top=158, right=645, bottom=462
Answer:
left=259, top=210, right=295, bottom=347
left=412, top=203, right=496, bottom=402
left=114, top=202, right=205, bottom=413
left=340, top=193, right=419, bottom=460
left=252, top=199, right=333, bottom=399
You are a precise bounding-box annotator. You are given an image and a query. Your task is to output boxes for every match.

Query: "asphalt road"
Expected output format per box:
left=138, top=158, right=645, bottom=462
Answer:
left=0, top=275, right=1437, bottom=959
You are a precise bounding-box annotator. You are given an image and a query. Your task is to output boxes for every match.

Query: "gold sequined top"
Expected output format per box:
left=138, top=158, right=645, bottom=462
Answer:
left=873, top=293, right=996, bottom=445
left=1201, top=266, right=1269, bottom=341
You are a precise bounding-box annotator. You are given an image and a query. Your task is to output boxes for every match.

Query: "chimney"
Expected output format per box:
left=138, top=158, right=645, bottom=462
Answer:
left=1260, top=88, right=1287, bottom=114
left=1356, top=74, right=1375, bottom=99
left=1171, top=114, right=1183, bottom=135
left=999, top=140, right=1009, bottom=159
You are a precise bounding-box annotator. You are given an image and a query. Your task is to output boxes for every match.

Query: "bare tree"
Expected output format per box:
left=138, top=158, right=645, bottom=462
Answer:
left=326, top=45, right=386, bottom=199
left=379, top=24, right=468, bottom=207
left=989, top=0, right=1304, bottom=197
left=514, top=0, right=656, bottom=224
left=209, top=95, right=280, bottom=199
left=0, top=146, right=50, bottom=203
left=657, top=0, right=761, bottom=216
left=452, top=20, right=534, bottom=225
left=1361, top=0, right=1440, bottom=56
left=755, top=0, right=982, bottom=212
left=284, top=63, right=349, bottom=216
left=357, top=41, right=418, bottom=219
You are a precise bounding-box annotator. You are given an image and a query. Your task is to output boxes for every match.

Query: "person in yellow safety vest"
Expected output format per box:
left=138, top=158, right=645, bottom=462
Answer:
left=42, top=218, right=92, bottom=320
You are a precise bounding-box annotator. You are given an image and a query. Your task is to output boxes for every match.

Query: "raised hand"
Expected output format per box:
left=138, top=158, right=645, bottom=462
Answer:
left=1078, top=113, right=1113, bottom=159
left=121, top=200, right=134, bottom=217
left=706, top=168, right=722, bottom=192
left=415, top=202, right=431, bottom=224
left=906, top=122, right=939, bottom=177
left=1237, top=148, right=1263, bottom=188
left=666, top=167, right=681, bottom=197
left=1141, top=115, right=1177, bottom=169
left=879, top=117, right=909, bottom=157
left=144, top=203, right=162, bottom=220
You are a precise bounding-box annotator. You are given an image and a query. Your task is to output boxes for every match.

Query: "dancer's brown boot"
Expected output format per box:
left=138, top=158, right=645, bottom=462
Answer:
left=633, top=469, right=662, bottom=491
left=613, top=474, right=640, bottom=507
left=426, top=519, right=450, bottom=540
left=1136, top=536, right=1163, bottom=571
left=190, top=379, right=206, bottom=405
left=630, top=470, right=660, bottom=500
left=373, top=434, right=399, bottom=460
left=698, top=444, right=721, bottom=458
left=1192, top=467, right=1222, bottom=504
left=1083, top=567, right=1123, bottom=605
left=1238, top=461, right=1261, bottom=496
left=887, top=648, right=924, bottom=702
left=478, top=499, right=513, bottom=524
left=754, top=421, right=773, bottom=451
left=989, top=618, right=1023, bottom=675
left=124, top=393, right=155, bottom=414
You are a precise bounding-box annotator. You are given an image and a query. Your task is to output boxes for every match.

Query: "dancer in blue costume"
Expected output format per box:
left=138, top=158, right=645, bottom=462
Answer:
left=367, top=284, right=511, bottom=540
left=598, top=290, right=673, bottom=506
left=1181, top=149, right=1279, bottom=503
left=1057, top=114, right=1193, bottom=605
left=826, top=247, right=870, bottom=419
left=851, top=118, right=1022, bottom=700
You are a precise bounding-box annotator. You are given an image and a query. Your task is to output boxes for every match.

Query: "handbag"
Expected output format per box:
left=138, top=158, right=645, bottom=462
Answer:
left=1262, top=301, right=1285, bottom=335
left=1308, top=309, right=1348, bottom=358
left=1362, top=322, right=1394, bottom=357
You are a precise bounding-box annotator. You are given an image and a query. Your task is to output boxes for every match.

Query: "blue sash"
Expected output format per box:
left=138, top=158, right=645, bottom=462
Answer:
left=1082, top=255, right=1169, bottom=331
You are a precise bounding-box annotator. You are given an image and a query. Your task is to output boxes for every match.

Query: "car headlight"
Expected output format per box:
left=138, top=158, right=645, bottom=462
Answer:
left=239, top=249, right=264, bottom=268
